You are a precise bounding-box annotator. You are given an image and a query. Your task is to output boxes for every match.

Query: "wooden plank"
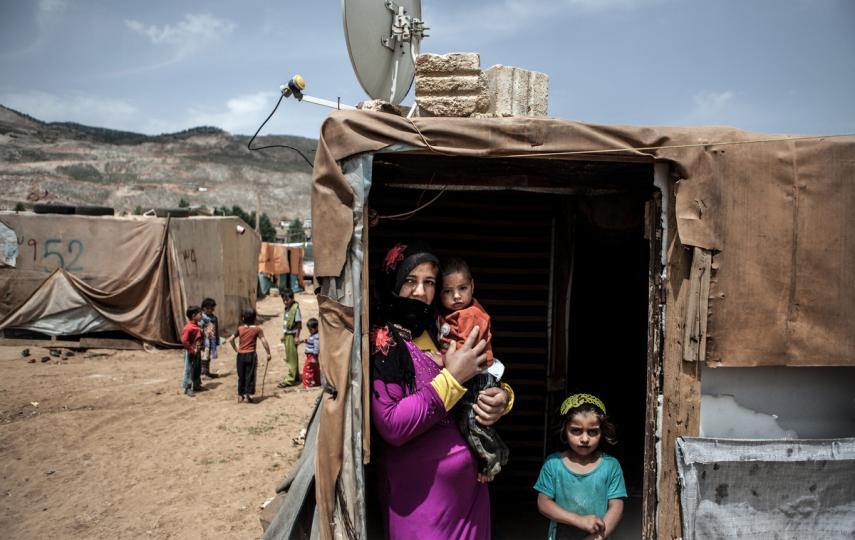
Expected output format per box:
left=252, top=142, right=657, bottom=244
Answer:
left=682, top=247, right=712, bottom=362
left=657, top=233, right=702, bottom=539
left=642, top=195, right=663, bottom=540
left=0, top=337, right=81, bottom=348
left=78, top=337, right=144, bottom=350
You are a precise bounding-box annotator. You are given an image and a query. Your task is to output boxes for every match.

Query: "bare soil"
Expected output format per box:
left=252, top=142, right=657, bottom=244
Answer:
left=0, top=292, right=320, bottom=540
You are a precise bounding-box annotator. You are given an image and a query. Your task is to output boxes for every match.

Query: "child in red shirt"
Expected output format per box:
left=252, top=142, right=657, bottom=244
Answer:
left=438, top=257, right=509, bottom=481
left=181, top=306, right=204, bottom=397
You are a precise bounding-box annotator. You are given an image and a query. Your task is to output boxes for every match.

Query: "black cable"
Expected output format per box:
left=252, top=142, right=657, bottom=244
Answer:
left=247, top=93, right=315, bottom=168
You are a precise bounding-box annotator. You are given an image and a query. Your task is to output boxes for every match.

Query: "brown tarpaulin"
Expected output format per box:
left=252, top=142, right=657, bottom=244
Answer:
left=0, top=214, right=260, bottom=345
left=312, top=111, right=855, bottom=366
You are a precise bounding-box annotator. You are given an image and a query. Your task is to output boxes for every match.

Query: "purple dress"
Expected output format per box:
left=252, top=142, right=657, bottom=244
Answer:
left=372, top=339, right=490, bottom=539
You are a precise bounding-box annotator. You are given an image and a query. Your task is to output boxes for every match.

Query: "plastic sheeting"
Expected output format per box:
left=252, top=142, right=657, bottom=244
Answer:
left=676, top=437, right=855, bottom=539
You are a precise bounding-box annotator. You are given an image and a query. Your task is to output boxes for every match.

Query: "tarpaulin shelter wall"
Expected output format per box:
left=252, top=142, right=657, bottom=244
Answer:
left=265, top=111, right=855, bottom=539
left=167, top=217, right=261, bottom=339
left=676, top=437, right=855, bottom=539
left=0, top=214, right=260, bottom=346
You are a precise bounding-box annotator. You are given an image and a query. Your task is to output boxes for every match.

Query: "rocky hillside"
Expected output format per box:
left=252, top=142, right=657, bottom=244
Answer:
left=0, top=105, right=317, bottom=221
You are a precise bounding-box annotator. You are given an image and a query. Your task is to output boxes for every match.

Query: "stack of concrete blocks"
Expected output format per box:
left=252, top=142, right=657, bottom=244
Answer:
left=413, top=53, right=549, bottom=118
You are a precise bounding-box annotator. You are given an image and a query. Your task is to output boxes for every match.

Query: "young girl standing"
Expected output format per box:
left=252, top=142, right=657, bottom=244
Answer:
left=534, top=394, right=626, bottom=540
left=228, top=309, right=271, bottom=403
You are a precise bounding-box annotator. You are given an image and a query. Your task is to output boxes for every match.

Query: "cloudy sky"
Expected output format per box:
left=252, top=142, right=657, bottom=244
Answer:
left=2, top=0, right=853, bottom=139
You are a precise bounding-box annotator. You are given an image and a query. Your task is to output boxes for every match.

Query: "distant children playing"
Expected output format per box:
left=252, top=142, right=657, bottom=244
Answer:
left=279, top=288, right=302, bottom=388
left=228, top=309, right=271, bottom=403
left=180, top=306, right=204, bottom=397
left=534, top=394, right=626, bottom=540
left=438, top=256, right=509, bottom=481
left=200, top=297, right=220, bottom=378
left=296, top=318, right=320, bottom=388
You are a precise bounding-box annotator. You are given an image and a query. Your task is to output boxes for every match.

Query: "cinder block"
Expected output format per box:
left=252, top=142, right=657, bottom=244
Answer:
left=415, top=53, right=481, bottom=74
left=414, top=53, right=489, bottom=117
left=484, top=65, right=549, bottom=117
left=414, top=95, right=489, bottom=118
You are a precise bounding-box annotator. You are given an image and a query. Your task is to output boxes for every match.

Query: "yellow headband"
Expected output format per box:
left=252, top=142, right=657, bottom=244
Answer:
left=559, top=393, right=607, bottom=416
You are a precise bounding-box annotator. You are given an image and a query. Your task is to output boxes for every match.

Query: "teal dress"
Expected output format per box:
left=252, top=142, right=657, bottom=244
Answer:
left=533, top=452, right=627, bottom=540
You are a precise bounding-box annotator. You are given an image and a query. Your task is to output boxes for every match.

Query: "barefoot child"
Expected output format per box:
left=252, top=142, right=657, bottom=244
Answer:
left=534, top=394, right=626, bottom=540
left=229, top=309, right=271, bottom=403
left=438, top=257, right=509, bottom=481
left=296, top=318, right=320, bottom=388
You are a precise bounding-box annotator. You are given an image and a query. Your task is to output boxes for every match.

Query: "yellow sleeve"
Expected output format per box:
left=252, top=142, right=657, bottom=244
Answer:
left=430, top=368, right=467, bottom=411
left=501, top=382, right=515, bottom=415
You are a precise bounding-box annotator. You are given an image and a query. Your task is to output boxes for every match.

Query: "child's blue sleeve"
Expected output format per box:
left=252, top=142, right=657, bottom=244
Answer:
left=606, top=458, right=628, bottom=500
left=533, top=455, right=557, bottom=498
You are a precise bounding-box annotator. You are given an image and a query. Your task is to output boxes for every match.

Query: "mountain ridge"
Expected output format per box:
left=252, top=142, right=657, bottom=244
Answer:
left=0, top=105, right=317, bottom=221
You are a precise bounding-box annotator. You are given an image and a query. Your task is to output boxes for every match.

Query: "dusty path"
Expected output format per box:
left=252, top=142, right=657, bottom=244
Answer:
left=0, top=292, right=320, bottom=539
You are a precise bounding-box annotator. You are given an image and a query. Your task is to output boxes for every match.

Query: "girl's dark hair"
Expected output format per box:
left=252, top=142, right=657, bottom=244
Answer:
left=281, top=288, right=295, bottom=300
left=186, top=306, right=202, bottom=319
left=560, top=403, right=618, bottom=446
left=306, top=318, right=319, bottom=330
left=241, top=308, right=257, bottom=325
left=440, top=256, right=472, bottom=280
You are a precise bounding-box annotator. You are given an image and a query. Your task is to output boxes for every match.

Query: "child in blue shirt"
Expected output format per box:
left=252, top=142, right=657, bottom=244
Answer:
left=534, top=394, right=627, bottom=540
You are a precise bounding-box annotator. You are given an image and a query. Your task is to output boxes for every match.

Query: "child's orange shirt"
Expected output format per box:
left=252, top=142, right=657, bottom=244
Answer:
left=438, top=299, right=493, bottom=366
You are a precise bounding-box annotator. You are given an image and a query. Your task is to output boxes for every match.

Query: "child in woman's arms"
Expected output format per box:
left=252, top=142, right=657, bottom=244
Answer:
left=534, top=394, right=626, bottom=540
left=438, top=257, right=509, bottom=482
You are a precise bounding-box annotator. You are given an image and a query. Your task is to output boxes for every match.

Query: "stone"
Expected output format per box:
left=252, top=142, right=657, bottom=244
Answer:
left=484, top=65, right=549, bottom=117
left=415, top=53, right=481, bottom=74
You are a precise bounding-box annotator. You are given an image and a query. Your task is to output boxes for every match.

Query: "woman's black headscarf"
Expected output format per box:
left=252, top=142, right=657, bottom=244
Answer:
left=371, top=242, right=439, bottom=392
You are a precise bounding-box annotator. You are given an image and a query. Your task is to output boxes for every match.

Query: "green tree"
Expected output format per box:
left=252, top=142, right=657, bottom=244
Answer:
left=178, top=198, right=190, bottom=208
left=213, top=204, right=275, bottom=242
left=133, top=205, right=143, bottom=215
left=287, top=218, right=306, bottom=243
left=14, top=202, right=25, bottom=212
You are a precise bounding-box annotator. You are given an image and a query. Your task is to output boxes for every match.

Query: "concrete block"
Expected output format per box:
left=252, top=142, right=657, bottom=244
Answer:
left=415, top=95, right=489, bottom=118
left=485, top=65, right=549, bottom=117
left=415, top=53, right=481, bottom=74
left=414, top=53, right=489, bottom=117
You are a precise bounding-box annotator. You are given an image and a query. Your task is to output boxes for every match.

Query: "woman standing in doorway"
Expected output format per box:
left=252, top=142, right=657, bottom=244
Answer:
left=370, top=242, right=513, bottom=539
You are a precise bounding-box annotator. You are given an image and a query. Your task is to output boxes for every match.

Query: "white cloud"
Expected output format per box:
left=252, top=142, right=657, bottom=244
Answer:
left=427, top=0, right=669, bottom=39
left=692, top=90, right=735, bottom=116
left=0, top=90, right=138, bottom=126
left=124, top=13, right=236, bottom=68
left=186, top=91, right=280, bottom=134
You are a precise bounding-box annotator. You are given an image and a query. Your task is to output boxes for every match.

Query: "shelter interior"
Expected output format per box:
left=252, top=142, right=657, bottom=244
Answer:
left=365, top=152, right=661, bottom=537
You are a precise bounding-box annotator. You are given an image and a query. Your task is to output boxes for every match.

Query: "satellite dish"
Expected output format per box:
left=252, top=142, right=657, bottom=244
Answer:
left=342, top=0, right=427, bottom=105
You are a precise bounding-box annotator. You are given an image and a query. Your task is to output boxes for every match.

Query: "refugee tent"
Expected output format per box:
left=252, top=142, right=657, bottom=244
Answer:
left=261, top=111, right=855, bottom=540
left=0, top=213, right=260, bottom=346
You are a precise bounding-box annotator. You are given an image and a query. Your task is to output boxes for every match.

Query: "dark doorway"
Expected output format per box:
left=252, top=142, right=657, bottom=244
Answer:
left=366, top=153, right=656, bottom=539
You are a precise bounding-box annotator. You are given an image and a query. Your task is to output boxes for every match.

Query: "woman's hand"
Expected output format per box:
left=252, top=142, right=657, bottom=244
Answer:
left=473, top=386, right=509, bottom=425
left=443, top=326, right=487, bottom=385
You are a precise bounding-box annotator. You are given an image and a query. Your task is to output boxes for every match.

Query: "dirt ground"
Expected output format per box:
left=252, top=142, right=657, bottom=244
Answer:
left=0, top=291, right=320, bottom=540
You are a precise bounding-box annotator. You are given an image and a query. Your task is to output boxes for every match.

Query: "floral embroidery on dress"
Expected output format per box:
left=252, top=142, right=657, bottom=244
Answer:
left=371, top=325, right=396, bottom=356
left=383, top=243, right=407, bottom=273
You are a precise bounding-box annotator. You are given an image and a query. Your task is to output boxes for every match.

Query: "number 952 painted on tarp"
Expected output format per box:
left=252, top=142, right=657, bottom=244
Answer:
left=42, top=239, right=84, bottom=272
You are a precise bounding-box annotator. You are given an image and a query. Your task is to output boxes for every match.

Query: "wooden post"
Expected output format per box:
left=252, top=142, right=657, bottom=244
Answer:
left=255, top=191, right=261, bottom=232
left=642, top=195, right=663, bottom=539
left=657, top=235, right=702, bottom=539
left=683, top=247, right=712, bottom=362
